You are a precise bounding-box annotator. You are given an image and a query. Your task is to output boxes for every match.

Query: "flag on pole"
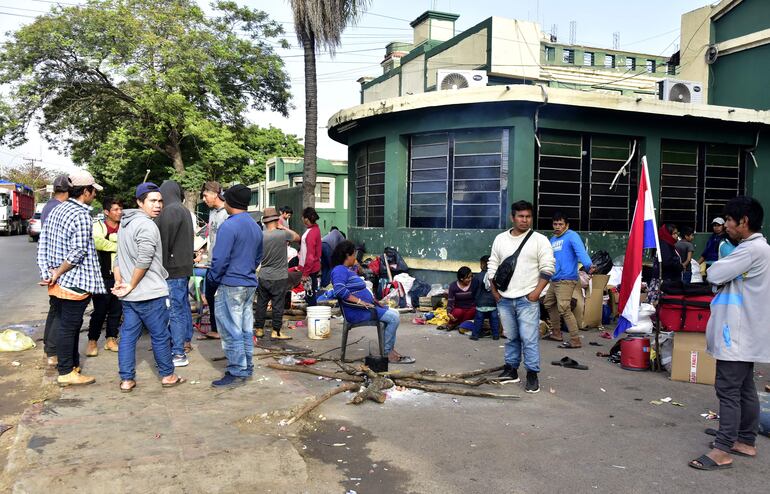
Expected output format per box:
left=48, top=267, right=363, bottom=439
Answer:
left=614, top=156, right=661, bottom=338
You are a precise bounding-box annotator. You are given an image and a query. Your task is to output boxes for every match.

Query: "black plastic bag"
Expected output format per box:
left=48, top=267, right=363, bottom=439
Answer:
left=380, top=246, right=409, bottom=277
left=591, top=250, right=613, bottom=275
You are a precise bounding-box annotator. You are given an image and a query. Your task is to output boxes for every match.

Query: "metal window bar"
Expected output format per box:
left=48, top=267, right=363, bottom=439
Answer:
left=702, top=144, right=742, bottom=230
left=588, top=138, right=636, bottom=231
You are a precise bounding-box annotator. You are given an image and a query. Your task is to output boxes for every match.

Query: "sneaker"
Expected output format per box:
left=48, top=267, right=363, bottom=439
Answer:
left=271, top=330, right=292, bottom=340
left=492, top=335, right=500, bottom=340
left=173, top=354, right=189, bottom=367
left=211, top=372, right=246, bottom=388
left=498, top=365, right=520, bottom=383
left=525, top=371, right=540, bottom=393
left=469, top=335, right=479, bottom=341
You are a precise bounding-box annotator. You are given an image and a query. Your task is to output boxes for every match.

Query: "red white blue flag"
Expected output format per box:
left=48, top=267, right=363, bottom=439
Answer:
left=614, top=156, right=661, bottom=338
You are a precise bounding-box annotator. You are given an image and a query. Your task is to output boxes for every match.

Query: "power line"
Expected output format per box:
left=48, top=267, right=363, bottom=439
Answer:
left=0, top=10, right=36, bottom=19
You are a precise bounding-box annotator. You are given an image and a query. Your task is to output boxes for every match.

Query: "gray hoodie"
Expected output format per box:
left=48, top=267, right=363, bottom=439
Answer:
left=116, top=209, right=169, bottom=302
left=706, top=233, right=770, bottom=362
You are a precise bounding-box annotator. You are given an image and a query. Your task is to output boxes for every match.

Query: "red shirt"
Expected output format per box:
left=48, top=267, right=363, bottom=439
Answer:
left=105, top=221, right=119, bottom=235
left=299, top=223, right=321, bottom=276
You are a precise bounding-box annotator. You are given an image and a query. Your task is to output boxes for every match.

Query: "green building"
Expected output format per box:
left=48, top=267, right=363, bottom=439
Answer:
left=247, top=156, right=349, bottom=234
left=328, top=5, right=770, bottom=283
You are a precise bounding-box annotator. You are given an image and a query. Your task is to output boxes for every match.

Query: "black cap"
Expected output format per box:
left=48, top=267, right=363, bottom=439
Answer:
left=52, top=175, right=71, bottom=192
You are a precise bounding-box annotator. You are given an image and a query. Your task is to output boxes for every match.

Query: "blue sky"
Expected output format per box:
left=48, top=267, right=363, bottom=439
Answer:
left=0, top=0, right=709, bottom=172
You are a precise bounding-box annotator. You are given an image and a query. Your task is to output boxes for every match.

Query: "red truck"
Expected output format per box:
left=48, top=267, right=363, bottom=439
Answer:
left=0, top=179, right=35, bottom=235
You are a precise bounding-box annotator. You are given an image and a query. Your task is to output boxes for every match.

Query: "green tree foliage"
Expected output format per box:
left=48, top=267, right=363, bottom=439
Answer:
left=290, top=0, right=370, bottom=208
left=0, top=0, right=294, bottom=204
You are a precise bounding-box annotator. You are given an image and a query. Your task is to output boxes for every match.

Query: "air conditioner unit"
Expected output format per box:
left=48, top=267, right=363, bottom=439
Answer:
left=658, top=78, right=704, bottom=104
left=437, top=69, right=488, bottom=90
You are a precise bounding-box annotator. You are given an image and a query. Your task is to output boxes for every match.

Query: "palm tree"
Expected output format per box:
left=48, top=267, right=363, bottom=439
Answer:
left=290, top=0, right=371, bottom=208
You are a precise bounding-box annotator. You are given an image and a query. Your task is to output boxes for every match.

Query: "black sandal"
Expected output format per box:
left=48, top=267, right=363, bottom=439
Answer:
left=688, top=454, right=733, bottom=471
left=551, top=357, right=589, bottom=370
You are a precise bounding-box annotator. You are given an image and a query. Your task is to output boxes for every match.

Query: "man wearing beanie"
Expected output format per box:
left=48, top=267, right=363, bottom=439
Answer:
left=207, top=184, right=263, bottom=387
left=155, top=180, right=195, bottom=367
left=112, top=182, right=184, bottom=391
left=254, top=207, right=300, bottom=340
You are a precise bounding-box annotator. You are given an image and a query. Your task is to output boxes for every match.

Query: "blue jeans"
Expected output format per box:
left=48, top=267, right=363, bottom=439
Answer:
left=321, top=243, right=333, bottom=288
left=473, top=309, right=500, bottom=338
left=167, top=277, right=193, bottom=357
left=498, top=296, right=541, bottom=372
left=215, top=285, right=256, bottom=377
left=379, top=308, right=400, bottom=355
left=118, top=297, right=174, bottom=380
left=682, top=271, right=692, bottom=284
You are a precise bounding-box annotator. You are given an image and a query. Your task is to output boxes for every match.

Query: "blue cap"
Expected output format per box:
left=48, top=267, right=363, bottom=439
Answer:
left=135, top=182, right=160, bottom=198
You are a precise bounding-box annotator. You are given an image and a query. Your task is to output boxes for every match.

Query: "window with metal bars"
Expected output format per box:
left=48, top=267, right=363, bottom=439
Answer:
left=659, top=140, right=745, bottom=231
left=408, top=128, right=509, bottom=229
left=354, top=139, right=385, bottom=227
left=584, top=52, right=595, bottom=66
left=535, top=130, right=638, bottom=231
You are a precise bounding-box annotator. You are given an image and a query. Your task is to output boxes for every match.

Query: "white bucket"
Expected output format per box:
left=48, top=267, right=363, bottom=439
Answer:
left=306, top=306, right=332, bottom=339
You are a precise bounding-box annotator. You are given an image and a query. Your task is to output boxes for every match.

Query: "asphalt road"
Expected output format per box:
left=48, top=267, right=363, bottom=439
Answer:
left=0, top=235, right=49, bottom=327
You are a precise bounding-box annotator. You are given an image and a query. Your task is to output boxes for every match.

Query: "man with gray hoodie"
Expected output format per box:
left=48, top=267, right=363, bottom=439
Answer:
left=112, top=182, right=185, bottom=392
left=155, top=180, right=195, bottom=367
left=689, top=196, right=769, bottom=471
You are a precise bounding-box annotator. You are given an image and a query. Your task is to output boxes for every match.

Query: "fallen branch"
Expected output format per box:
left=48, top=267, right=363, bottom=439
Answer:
left=394, top=380, right=519, bottom=400
left=285, top=382, right=359, bottom=426
left=312, top=336, right=366, bottom=358
left=445, top=365, right=505, bottom=378
left=266, top=362, right=364, bottom=382
left=383, top=371, right=488, bottom=387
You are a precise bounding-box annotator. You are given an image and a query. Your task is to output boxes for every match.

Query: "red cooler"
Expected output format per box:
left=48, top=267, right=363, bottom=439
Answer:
left=620, top=337, right=650, bottom=371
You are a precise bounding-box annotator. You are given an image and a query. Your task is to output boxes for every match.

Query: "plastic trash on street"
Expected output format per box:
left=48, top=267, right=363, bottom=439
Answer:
left=0, top=329, right=36, bottom=352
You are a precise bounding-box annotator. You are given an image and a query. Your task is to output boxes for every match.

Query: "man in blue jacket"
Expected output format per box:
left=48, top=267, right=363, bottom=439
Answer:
left=207, top=184, right=262, bottom=387
left=543, top=212, right=594, bottom=348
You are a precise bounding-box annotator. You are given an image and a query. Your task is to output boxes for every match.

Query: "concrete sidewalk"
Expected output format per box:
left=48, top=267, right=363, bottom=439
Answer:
left=2, top=316, right=769, bottom=493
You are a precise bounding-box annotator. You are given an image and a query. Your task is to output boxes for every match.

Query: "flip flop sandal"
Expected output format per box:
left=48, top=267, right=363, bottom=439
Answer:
left=708, top=442, right=756, bottom=458
left=120, top=380, right=136, bottom=393
left=688, top=454, right=733, bottom=471
left=551, top=357, right=589, bottom=370
left=542, top=335, right=564, bottom=342
left=558, top=342, right=582, bottom=349
left=162, top=376, right=187, bottom=388
left=705, top=428, right=718, bottom=436
left=389, top=355, right=416, bottom=364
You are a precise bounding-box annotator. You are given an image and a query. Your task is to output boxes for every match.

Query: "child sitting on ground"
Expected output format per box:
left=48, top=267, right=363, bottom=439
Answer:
left=446, top=266, right=478, bottom=333
left=471, top=255, right=500, bottom=341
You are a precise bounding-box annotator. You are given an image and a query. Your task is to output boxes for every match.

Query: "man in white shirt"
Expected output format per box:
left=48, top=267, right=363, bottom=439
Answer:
left=487, top=201, right=555, bottom=393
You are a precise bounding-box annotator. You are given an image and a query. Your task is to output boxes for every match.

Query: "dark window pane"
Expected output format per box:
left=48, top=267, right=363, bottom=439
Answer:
left=413, top=143, right=449, bottom=158
left=412, top=157, right=448, bottom=170
left=411, top=204, right=447, bottom=218
left=411, top=181, right=448, bottom=193
left=454, top=154, right=501, bottom=168
left=413, top=169, right=447, bottom=182
left=452, top=192, right=499, bottom=204
left=454, top=167, right=499, bottom=180
left=411, top=193, right=447, bottom=205
left=454, top=179, right=499, bottom=192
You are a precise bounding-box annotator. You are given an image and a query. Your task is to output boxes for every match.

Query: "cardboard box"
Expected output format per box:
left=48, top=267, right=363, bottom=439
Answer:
left=582, top=274, right=609, bottom=329
left=671, top=332, right=716, bottom=385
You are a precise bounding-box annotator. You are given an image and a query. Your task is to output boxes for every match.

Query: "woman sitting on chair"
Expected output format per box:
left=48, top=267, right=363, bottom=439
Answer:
left=331, top=240, right=415, bottom=364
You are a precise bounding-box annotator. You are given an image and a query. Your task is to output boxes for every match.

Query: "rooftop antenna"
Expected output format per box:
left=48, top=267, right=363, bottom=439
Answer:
left=569, top=20, right=576, bottom=45
left=550, top=23, right=558, bottom=42
left=613, top=32, right=620, bottom=50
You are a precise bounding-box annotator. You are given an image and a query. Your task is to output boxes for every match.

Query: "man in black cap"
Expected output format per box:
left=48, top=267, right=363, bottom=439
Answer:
left=254, top=207, right=300, bottom=340
left=39, top=174, right=71, bottom=367
left=207, top=184, right=263, bottom=387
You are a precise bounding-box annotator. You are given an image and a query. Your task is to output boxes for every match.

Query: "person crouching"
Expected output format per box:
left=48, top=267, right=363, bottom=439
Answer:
left=207, top=185, right=263, bottom=387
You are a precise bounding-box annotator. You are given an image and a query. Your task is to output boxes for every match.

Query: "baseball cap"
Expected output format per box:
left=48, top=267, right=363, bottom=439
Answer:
left=712, top=217, right=725, bottom=225
left=135, top=182, right=160, bottom=198
left=69, top=169, right=103, bottom=191
left=52, top=174, right=71, bottom=192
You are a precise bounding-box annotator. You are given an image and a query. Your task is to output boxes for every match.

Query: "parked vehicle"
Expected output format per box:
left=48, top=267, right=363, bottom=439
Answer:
left=0, top=180, right=35, bottom=235
left=27, top=212, right=42, bottom=242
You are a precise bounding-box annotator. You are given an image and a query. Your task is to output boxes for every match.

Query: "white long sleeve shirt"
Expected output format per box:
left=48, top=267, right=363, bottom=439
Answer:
left=486, top=228, right=555, bottom=299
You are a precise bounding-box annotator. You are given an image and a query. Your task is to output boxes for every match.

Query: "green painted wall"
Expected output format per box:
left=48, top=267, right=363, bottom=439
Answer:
left=338, top=101, right=766, bottom=267
left=710, top=44, right=770, bottom=110
left=713, top=0, right=770, bottom=43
